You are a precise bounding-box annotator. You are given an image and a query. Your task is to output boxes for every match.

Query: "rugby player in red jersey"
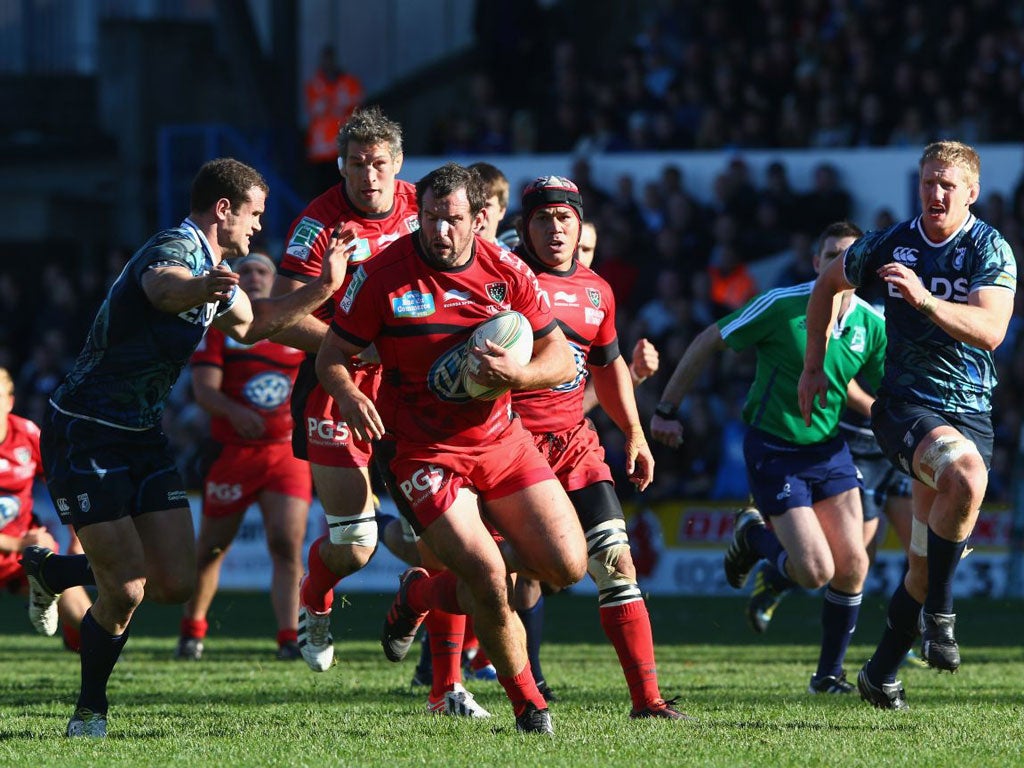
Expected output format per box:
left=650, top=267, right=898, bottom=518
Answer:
left=510, top=176, right=686, bottom=719
left=177, top=253, right=312, bottom=661
left=0, top=367, right=91, bottom=650
left=271, top=106, right=419, bottom=672
left=317, top=162, right=586, bottom=734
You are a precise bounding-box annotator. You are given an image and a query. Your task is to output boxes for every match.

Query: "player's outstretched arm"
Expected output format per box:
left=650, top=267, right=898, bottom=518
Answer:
left=218, top=225, right=357, bottom=344
left=650, top=323, right=725, bottom=449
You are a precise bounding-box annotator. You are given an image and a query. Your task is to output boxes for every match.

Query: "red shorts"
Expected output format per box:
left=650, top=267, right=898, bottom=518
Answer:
left=533, top=419, right=613, bottom=492
left=390, top=418, right=556, bottom=529
left=203, top=441, right=312, bottom=518
left=299, top=365, right=379, bottom=468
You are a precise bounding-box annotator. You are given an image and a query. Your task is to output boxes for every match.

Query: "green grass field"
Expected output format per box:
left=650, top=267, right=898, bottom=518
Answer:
left=1, top=589, right=1022, bottom=767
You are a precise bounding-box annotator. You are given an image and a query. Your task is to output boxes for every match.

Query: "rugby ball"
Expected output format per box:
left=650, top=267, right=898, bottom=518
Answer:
left=461, top=311, right=534, bottom=400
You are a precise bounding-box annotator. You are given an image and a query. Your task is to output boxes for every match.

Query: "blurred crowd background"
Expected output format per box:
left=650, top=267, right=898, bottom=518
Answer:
left=2, top=0, right=1024, bottom=506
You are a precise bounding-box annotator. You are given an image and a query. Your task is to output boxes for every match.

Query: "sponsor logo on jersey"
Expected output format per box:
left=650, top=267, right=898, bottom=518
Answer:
left=349, top=238, right=373, bottom=263
left=405, top=215, right=421, bottom=233
left=243, top=371, right=292, bottom=410
left=56, top=497, right=70, bottom=512
left=340, top=266, right=367, bottom=314
left=399, top=464, right=446, bottom=507
left=849, top=326, right=866, bottom=353
left=586, top=287, right=601, bottom=308
left=178, top=301, right=217, bottom=328
left=206, top=481, right=243, bottom=503
left=585, top=307, right=605, bottom=326
left=306, top=418, right=352, bottom=444
left=775, top=483, right=791, bottom=501
left=286, top=217, right=326, bottom=261
left=553, top=291, right=578, bottom=305
left=953, top=247, right=966, bottom=270
left=887, top=276, right=968, bottom=303
left=891, top=247, right=918, bottom=266
left=392, top=291, right=436, bottom=318
left=427, top=341, right=472, bottom=403
left=0, top=495, right=20, bottom=528
left=376, top=232, right=401, bottom=247
left=77, top=493, right=91, bottom=513
left=0, top=459, right=8, bottom=472
left=486, top=282, right=508, bottom=303
left=551, top=342, right=587, bottom=392
left=443, top=289, right=473, bottom=306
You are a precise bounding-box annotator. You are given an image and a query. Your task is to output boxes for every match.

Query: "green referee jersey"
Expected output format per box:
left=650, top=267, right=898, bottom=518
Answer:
left=717, top=281, right=886, bottom=444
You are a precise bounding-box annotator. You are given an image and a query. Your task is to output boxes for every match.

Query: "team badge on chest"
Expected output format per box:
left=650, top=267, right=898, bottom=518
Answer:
left=485, top=282, right=508, bottom=303
left=586, top=287, right=601, bottom=308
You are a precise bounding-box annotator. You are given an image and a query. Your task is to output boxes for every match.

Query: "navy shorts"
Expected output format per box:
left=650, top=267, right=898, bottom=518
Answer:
left=744, top=428, right=861, bottom=518
left=40, top=405, right=189, bottom=529
left=870, top=396, right=993, bottom=483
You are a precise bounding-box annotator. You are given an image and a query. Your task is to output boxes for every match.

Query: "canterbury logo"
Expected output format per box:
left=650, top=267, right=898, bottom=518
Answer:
left=891, top=247, right=919, bottom=266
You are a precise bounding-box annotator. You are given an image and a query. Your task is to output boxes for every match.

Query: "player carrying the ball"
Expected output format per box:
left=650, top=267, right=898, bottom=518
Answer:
left=316, top=162, right=586, bottom=735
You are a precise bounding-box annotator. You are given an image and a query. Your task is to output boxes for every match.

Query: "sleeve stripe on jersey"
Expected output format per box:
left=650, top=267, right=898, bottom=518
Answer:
left=330, top=322, right=373, bottom=350
left=719, top=282, right=811, bottom=339
left=275, top=268, right=315, bottom=283
left=588, top=340, right=620, bottom=367
left=533, top=319, right=559, bottom=340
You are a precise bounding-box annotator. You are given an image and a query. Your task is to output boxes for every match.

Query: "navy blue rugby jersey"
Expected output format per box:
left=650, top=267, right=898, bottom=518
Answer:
left=52, top=220, right=237, bottom=429
left=843, top=214, right=1016, bottom=413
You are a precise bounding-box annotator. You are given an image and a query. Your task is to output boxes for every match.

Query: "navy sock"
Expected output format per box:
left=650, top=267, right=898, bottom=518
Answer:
left=41, top=553, right=95, bottom=593
left=77, top=610, right=129, bottom=715
left=763, top=558, right=796, bottom=594
left=865, top=582, right=921, bottom=684
left=518, top=596, right=545, bottom=683
left=414, top=630, right=432, bottom=677
left=746, top=524, right=785, bottom=566
left=924, top=528, right=967, bottom=615
left=816, top=587, right=862, bottom=679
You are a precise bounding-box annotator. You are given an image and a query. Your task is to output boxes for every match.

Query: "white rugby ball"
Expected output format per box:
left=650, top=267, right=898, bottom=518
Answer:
left=461, top=311, right=534, bottom=400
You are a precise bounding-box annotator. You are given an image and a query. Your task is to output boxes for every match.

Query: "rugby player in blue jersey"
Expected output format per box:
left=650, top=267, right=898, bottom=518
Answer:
left=20, top=158, right=353, bottom=737
left=800, top=141, right=1017, bottom=709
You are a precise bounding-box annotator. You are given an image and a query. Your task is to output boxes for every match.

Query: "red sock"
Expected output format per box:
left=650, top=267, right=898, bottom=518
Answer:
left=276, top=628, right=298, bottom=647
left=498, top=662, right=545, bottom=716
left=407, top=569, right=461, bottom=615
left=599, top=600, right=661, bottom=710
left=300, top=536, right=338, bottom=613
left=180, top=617, right=209, bottom=640
left=426, top=610, right=466, bottom=699
left=62, top=624, right=81, bottom=653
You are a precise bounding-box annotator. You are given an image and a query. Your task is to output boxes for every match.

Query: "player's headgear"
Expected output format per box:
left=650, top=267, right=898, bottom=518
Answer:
left=521, top=176, right=583, bottom=225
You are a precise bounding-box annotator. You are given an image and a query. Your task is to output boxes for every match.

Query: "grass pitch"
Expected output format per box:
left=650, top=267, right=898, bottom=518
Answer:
left=1, top=590, right=1022, bottom=767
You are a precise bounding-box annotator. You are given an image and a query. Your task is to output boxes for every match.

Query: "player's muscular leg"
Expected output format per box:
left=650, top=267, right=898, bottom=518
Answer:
left=185, top=512, right=244, bottom=619
left=487, top=479, right=587, bottom=588
left=135, top=506, right=197, bottom=604
left=769, top=506, right=836, bottom=589
left=311, top=464, right=376, bottom=576
left=913, top=427, right=987, bottom=542
left=816, top=489, right=869, bottom=593
left=261, top=491, right=308, bottom=630
left=76, top=517, right=148, bottom=635
left=420, top=490, right=526, bottom=677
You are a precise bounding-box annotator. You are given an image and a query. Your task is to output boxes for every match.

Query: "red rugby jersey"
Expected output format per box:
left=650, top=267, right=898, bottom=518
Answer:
left=279, top=180, right=420, bottom=323
left=330, top=235, right=558, bottom=445
left=191, top=328, right=306, bottom=444
left=512, top=257, right=621, bottom=434
left=0, top=414, right=43, bottom=558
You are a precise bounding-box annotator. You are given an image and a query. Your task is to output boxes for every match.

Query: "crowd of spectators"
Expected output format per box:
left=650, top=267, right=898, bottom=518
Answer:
left=4, top=152, right=1024, bottom=508
left=3, top=0, right=1024, bottom=511
left=439, top=0, right=1024, bottom=156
